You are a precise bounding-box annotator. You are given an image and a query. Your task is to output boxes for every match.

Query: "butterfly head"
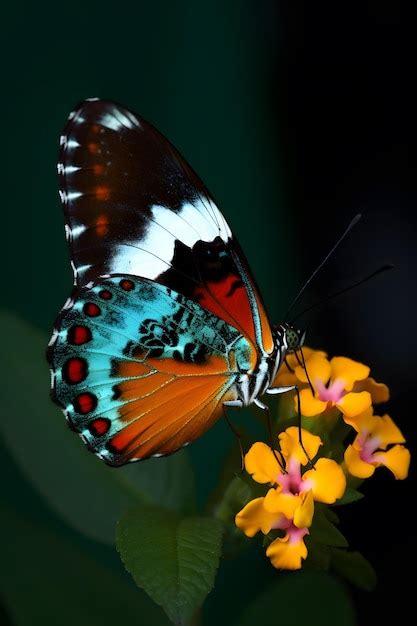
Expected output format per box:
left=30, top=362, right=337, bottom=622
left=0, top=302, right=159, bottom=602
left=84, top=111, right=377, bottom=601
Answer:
left=275, top=322, right=306, bottom=354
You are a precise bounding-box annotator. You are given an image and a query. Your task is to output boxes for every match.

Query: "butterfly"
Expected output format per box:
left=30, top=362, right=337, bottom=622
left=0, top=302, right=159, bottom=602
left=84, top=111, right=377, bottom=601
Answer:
left=48, top=98, right=305, bottom=466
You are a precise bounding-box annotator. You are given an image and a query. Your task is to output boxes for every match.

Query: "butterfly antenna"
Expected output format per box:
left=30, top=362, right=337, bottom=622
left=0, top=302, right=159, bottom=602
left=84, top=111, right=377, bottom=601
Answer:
left=284, top=213, right=362, bottom=321
left=292, top=263, right=394, bottom=322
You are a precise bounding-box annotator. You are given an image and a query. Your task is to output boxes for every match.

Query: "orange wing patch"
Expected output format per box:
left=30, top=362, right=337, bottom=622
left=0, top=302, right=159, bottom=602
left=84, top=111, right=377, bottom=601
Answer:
left=102, top=353, right=237, bottom=463
left=108, top=369, right=235, bottom=462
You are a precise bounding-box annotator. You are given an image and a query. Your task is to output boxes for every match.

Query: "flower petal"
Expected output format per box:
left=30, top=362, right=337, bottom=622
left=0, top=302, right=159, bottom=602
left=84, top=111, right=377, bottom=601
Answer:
left=293, top=490, right=314, bottom=528
left=263, top=488, right=302, bottom=518
left=297, top=388, right=327, bottom=417
left=235, top=497, right=281, bottom=537
left=375, top=445, right=411, bottom=480
left=266, top=531, right=308, bottom=570
left=273, top=353, right=299, bottom=387
left=330, top=357, right=370, bottom=391
left=279, top=426, right=322, bottom=465
left=273, top=369, right=298, bottom=387
left=344, top=443, right=375, bottom=479
left=372, top=414, right=406, bottom=449
left=337, top=391, right=372, bottom=418
left=245, top=442, right=281, bottom=484
left=295, top=354, right=331, bottom=386
left=354, top=377, right=389, bottom=404
left=343, top=407, right=377, bottom=434
left=302, top=458, right=346, bottom=504
left=300, top=347, right=327, bottom=361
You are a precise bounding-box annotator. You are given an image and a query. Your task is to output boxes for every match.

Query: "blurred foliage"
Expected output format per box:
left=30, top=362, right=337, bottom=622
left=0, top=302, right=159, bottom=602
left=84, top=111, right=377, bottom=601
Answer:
left=0, top=311, right=195, bottom=545
left=233, top=570, right=356, bottom=626
left=0, top=502, right=170, bottom=626
left=0, top=311, right=365, bottom=625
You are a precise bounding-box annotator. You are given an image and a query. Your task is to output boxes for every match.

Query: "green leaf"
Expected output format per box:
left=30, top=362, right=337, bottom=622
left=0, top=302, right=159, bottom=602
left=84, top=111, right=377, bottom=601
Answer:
left=234, top=570, right=355, bottom=626
left=128, top=451, right=196, bottom=515
left=206, top=434, right=253, bottom=515
left=333, top=487, right=364, bottom=506
left=322, top=504, right=340, bottom=524
left=0, top=310, right=195, bottom=545
left=209, top=474, right=254, bottom=557
left=310, top=508, right=349, bottom=548
left=211, top=474, right=253, bottom=523
left=0, top=502, right=170, bottom=626
left=116, top=505, right=223, bottom=625
left=331, top=549, right=377, bottom=591
left=304, top=537, right=332, bottom=570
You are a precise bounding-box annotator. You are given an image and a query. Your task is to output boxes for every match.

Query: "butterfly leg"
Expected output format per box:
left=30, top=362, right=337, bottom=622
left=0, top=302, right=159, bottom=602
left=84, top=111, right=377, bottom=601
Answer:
left=253, top=399, right=287, bottom=472
left=223, top=401, right=245, bottom=470
left=294, top=348, right=315, bottom=395
left=266, top=385, right=316, bottom=469
left=284, top=356, right=295, bottom=373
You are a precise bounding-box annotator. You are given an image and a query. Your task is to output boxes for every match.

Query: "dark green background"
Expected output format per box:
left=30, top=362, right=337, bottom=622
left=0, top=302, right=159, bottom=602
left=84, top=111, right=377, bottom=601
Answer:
left=0, top=2, right=301, bottom=625
left=2, top=2, right=415, bottom=625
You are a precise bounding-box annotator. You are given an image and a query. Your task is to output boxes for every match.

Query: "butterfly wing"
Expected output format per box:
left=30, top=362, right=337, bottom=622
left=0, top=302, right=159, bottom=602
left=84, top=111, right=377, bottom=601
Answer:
left=48, top=275, right=253, bottom=464
left=58, top=98, right=273, bottom=355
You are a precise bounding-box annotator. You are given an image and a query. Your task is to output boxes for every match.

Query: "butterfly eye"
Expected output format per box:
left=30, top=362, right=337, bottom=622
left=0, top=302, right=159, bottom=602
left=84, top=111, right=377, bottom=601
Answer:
left=285, top=327, right=305, bottom=352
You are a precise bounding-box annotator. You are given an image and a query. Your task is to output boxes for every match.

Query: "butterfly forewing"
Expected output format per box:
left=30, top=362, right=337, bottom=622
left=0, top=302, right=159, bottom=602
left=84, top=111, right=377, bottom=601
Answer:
left=58, top=99, right=273, bottom=352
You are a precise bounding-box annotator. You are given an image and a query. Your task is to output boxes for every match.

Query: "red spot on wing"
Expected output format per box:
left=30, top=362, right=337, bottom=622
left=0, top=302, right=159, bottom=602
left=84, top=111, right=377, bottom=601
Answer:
left=83, top=302, right=101, bottom=317
left=68, top=325, right=92, bottom=345
left=93, top=164, right=104, bottom=175
left=89, top=418, right=110, bottom=436
left=99, top=289, right=112, bottom=300
left=74, top=392, right=97, bottom=414
left=96, top=214, right=109, bottom=237
left=120, top=279, right=134, bottom=291
left=95, top=185, right=110, bottom=201
left=63, top=357, right=88, bottom=384
left=88, top=142, right=99, bottom=154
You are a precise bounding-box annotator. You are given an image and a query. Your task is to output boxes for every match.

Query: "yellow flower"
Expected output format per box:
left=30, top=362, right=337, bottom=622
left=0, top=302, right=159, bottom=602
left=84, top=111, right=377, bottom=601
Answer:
left=266, top=491, right=314, bottom=570
left=235, top=427, right=346, bottom=570
left=273, top=347, right=326, bottom=388
left=344, top=409, right=410, bottom=479
left=294, top=354, right=388, bottom=419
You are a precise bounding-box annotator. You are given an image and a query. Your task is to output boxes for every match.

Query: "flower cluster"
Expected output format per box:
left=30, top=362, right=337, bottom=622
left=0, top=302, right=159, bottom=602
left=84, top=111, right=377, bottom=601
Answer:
left=236, top=427, right=345, bottom=569
left=235, top=348, right=410, bottom=571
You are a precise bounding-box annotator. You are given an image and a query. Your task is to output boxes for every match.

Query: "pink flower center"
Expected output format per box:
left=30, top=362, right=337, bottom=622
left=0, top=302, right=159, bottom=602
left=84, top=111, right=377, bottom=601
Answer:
left=315, top=378, right=346, bottom=403
left=277, top=458, right=304, bottom=495
left=271, top=516, right=309, bottom=542
left=287, top=524, right=309, bottom=545
left=357, top=432, right=381, bottom=464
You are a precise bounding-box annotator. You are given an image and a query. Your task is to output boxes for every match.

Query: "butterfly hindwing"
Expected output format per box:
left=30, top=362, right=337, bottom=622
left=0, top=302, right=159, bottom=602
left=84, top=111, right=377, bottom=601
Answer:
left=58, top=98, right=273, bottom=353
left=48, top=275, right=253, bottom=464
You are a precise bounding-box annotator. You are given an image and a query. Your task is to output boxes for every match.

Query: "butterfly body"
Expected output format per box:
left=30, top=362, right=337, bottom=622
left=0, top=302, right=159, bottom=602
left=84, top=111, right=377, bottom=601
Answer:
left=48, top=99, right=299, bottom=465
